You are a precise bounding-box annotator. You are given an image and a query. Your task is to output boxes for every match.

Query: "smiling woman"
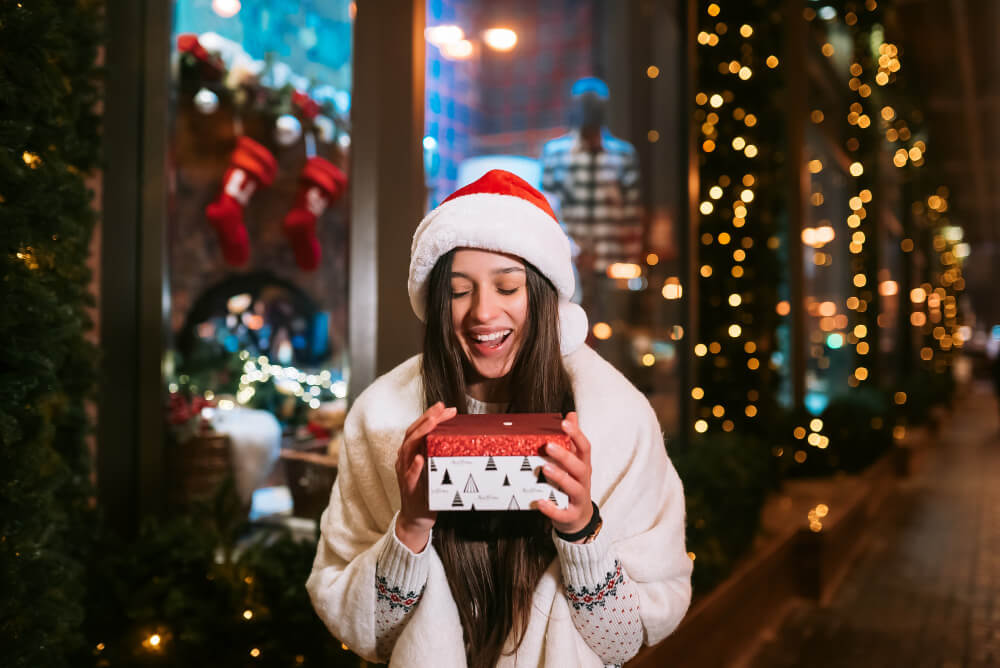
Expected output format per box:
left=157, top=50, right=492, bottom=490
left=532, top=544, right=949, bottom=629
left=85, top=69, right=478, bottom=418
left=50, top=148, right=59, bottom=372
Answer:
left=307, top=170, right=692, bottom=668
left=449, top=250, right=529, bottom=397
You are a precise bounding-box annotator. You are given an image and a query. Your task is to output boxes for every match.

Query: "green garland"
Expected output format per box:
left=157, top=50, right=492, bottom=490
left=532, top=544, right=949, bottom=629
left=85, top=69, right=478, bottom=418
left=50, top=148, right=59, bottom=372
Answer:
left=0, top=1, right=102, bottom=665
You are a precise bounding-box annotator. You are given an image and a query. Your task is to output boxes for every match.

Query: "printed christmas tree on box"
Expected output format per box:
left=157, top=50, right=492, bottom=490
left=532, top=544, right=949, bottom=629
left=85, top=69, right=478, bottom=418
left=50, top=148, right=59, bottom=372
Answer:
left=426, top=413, right=571, bottom=511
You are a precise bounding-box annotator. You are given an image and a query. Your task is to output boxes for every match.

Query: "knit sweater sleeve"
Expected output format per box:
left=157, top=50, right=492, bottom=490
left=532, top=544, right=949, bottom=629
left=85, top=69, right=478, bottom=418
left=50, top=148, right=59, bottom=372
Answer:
left=373, top=514, right=430, bottom=661
left=306, top=393, right=419, bottom=664
left=554, top=528, right=644, bottom=665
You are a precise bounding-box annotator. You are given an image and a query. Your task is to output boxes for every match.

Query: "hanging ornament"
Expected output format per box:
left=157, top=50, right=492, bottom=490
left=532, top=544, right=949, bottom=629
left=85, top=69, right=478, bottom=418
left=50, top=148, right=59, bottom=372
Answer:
left=274, top=114, right=302, bottom=147
left=314, top=115, right=335, bottom=144
left=193, top=87, right=220, bottom=114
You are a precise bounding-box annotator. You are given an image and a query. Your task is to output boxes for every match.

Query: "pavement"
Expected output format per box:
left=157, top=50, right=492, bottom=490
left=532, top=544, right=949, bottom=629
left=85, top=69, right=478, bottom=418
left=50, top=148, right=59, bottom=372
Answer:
left=749, top=381, right=1000, bottom=668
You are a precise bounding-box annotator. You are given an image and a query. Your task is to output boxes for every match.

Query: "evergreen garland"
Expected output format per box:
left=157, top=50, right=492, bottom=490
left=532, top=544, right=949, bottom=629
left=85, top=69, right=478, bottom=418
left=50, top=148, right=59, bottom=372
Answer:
left=0, top=1, right=103, bottom=665
left=692, top=0, right=786, bottom=442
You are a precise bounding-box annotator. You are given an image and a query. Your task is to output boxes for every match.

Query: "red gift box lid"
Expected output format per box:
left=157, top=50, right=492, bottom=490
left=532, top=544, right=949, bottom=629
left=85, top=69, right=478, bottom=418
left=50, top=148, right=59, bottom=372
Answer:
left=426, top=413, right=571, bottom=457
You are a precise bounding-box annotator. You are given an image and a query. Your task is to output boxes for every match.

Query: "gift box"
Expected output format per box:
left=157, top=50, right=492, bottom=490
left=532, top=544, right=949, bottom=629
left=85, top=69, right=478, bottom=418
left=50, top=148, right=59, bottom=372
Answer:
left=426, top=413, right=571, bottom=511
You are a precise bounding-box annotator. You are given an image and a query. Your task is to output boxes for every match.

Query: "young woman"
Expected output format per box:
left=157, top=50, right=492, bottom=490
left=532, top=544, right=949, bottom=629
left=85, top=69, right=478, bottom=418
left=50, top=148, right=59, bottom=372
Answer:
left=307, top=170, right=692, bottom=668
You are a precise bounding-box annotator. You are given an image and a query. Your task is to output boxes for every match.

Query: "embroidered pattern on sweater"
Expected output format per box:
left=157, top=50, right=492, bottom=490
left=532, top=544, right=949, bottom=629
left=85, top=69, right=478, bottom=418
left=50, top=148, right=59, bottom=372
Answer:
left=375, top=575, right=425, bottom=611
left=565, top=560, right=625, bottom=611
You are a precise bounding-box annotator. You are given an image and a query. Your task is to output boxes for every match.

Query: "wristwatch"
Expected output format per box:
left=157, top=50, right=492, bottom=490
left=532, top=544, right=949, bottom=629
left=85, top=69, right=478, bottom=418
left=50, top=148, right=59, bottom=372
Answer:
left=555, top=501, right=603, bottom=543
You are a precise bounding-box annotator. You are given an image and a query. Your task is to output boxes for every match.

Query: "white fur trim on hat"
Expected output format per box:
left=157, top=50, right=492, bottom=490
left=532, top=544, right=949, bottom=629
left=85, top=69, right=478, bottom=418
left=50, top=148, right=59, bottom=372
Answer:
left=408, top=192, right=587, bottom=355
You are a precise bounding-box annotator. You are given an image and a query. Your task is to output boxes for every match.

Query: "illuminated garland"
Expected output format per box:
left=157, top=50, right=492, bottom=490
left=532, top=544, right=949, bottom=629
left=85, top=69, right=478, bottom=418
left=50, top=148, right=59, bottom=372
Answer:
left=692, top=1, right=785, bottom=437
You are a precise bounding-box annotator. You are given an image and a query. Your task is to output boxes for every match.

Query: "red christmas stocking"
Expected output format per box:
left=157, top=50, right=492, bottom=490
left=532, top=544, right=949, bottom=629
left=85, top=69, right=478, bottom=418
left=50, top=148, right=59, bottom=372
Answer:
left=205, top=136, right=277, bottom=267
left=282, top=156, right=347, bottom=271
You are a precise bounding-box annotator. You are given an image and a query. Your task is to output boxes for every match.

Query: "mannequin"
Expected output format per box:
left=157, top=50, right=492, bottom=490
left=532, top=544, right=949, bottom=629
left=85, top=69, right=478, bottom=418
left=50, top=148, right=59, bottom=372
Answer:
left=540, top=77, right=642, bottom=331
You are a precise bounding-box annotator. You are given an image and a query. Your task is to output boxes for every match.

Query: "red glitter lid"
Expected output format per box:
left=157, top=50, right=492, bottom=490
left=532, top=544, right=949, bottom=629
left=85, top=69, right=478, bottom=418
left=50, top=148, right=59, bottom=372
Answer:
left=426, top=413, right=571, bottom=457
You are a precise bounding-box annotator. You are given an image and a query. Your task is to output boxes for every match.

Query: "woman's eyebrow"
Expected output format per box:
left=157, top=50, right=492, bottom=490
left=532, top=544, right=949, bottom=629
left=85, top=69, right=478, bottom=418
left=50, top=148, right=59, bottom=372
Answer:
left=450, top=267, right=526, bottom=279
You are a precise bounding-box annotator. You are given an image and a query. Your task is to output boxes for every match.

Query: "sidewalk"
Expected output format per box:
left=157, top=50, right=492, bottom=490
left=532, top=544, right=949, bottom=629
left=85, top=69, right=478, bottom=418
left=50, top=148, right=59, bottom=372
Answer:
left=750, top=382, right=1000, bottom=668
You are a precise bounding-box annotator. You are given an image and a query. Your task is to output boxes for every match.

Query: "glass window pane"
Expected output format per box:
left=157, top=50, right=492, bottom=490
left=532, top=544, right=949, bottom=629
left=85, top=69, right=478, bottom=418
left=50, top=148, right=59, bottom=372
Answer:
left=167, top=0, right=354, bottom=520
left=423, top=0, right=685, bottom=436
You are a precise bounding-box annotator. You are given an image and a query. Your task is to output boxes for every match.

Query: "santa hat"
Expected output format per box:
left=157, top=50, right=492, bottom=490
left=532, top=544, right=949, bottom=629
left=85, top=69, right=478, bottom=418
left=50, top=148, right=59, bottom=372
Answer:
left=408, top=169, right=588, bottom=356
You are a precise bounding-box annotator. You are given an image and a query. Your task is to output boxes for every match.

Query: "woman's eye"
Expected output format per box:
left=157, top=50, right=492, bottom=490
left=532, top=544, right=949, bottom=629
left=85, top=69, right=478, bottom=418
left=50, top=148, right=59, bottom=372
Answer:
left=497, top=287, right=520, bottom=295
left=451, top=290, right=470, bottom=298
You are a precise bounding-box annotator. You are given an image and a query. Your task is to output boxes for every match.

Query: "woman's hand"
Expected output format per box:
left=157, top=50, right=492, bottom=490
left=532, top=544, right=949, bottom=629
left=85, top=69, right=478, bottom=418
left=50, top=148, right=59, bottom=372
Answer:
left=395, top=401, right=457, bottom=553
left=535, top=412, right=594, bottom=539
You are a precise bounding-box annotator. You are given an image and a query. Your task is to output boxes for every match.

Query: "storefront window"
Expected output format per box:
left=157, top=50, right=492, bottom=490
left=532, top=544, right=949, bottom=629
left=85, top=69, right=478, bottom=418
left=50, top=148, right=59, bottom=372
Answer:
left=166, top=0, right=353, bottom=521
left=423, top=0, right=686, bottom=435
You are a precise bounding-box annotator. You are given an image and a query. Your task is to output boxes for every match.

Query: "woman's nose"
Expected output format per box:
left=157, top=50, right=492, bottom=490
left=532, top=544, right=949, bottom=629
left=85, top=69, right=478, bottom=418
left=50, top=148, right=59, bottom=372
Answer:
left=471, top=288, right=499, bottom=322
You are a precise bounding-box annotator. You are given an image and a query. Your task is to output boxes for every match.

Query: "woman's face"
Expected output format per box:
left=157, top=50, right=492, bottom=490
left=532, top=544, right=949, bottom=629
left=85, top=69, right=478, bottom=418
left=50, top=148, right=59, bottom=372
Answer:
left=449, top=248, right=529, bottom=380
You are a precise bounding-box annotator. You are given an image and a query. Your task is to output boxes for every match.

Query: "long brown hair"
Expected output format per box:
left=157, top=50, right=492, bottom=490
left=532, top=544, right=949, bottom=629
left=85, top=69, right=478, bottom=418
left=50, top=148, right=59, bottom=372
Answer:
left=422, top=249, right=574, bottom=668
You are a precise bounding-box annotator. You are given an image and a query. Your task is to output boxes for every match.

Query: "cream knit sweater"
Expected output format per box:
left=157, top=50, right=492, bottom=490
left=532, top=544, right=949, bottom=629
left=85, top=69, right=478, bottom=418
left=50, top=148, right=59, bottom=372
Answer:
left=306, top=344, right=692, bottom=667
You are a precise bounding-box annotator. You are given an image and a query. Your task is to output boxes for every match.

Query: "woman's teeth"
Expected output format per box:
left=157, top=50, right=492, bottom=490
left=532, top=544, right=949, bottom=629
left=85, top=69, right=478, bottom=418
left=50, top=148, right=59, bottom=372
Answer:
left=471, top=330, right=511, bottom=343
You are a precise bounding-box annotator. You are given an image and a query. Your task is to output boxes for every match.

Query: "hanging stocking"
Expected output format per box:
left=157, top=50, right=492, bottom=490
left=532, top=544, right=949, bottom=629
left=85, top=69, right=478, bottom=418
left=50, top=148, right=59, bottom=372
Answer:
left=282, top=156, right=347, bottom=271
left=205, top=136, right=277, bottom=267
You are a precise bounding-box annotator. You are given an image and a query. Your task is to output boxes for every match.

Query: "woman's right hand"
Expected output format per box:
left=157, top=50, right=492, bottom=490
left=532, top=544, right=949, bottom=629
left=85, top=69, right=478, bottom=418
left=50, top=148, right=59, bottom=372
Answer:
left=394, top=401, right=457, bottom=553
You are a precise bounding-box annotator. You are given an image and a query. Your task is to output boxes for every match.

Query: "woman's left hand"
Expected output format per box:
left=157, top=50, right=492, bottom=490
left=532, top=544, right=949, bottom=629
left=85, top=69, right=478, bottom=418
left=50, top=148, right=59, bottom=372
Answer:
left=535, top=411, right=594, bottom=536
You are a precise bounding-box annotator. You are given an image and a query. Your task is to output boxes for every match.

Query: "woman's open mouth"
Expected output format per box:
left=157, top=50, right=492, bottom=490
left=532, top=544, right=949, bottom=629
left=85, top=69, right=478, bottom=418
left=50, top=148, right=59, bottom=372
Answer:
left=468, top=329, right=513, bottom=357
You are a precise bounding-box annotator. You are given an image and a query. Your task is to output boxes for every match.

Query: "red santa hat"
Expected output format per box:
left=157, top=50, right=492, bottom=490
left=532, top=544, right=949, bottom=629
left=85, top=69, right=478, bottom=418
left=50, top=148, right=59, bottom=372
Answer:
left=408, top=169, right=588, bottom=355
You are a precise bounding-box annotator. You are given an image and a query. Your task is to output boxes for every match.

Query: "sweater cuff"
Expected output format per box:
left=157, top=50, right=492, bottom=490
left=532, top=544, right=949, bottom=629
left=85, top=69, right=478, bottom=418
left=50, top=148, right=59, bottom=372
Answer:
left=376, top=512, right=431, bottom=593
left=552, top=524, right=616, bottom=587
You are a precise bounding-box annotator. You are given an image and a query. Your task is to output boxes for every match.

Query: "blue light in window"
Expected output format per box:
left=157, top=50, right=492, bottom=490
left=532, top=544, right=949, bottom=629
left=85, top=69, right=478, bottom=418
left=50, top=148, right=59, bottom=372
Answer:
left=826, top=333, right=844, bottom=349
left=805, top=392, right=829, bottom=416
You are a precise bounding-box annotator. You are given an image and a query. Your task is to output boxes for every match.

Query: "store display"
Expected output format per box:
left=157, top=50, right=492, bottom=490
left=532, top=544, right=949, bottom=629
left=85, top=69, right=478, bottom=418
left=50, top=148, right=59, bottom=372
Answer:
left=176, top=32, right=225, bottom=81
left=274, top=113, right=303, bottom=147
left=426, top=413, right=570, bottom=511
left=204, top=136, right=278, bottom=267
left=283, top=156, right=348, bottom=271
left=540, top=77, right=643, bottom=274
left=193, top=86, right=220, bottom=114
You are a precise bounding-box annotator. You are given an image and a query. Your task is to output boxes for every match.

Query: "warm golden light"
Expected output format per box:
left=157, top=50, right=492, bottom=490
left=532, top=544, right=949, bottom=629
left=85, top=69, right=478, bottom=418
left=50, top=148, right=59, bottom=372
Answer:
left=424, top=24, right=465, bottom=46
left=607, top=262, right=642, bottom=280
left=662, top=277, right=683, bottom=300
left=729, top=293, right=742, bottom=307
left=767, top=55, right=779, bottom=68
left=729, top=324, right=742, bottom=338
left=776, top=300, right=791, bottom=316
left=879, top=280, right=898, bottom=296
left=440, top=39, right=474, bottom=60
left=642, top=353, right=656, bottom=367
left=694, top=343, right=708, bottom=357
left=646, top=253, right=659, bottom=265
left=646, top=65, right=660, bottom=78
left=483, top=28, right=518, bottom=51
left=593, top=322, right=613, bottom=340
left=695, top=419, right=709, bottom=433
left=692, top=386, right=705, bottom=400
left=849, top=162, right=864, bottom=176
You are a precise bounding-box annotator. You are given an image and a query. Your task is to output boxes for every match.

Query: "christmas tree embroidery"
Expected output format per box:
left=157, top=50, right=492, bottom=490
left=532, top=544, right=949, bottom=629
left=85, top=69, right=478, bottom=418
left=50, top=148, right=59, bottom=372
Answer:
left=502, top=474, right=511, bottom=487
left=508, top=496, right=520, bottom=510
left=440, top=469, right=452, bottom=485
left=548, top=490, right=558, bottom=504
left=429, top=458, right=437, bottom=472
left=520, top=456, right=531, bottom=471
left=463, top=474, right=479, bottom=493
left=485, top=456, right=497, bottom=471
left=537, top=468, right=547, bottom=484
left=451, top=492, right=463, bottom=508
